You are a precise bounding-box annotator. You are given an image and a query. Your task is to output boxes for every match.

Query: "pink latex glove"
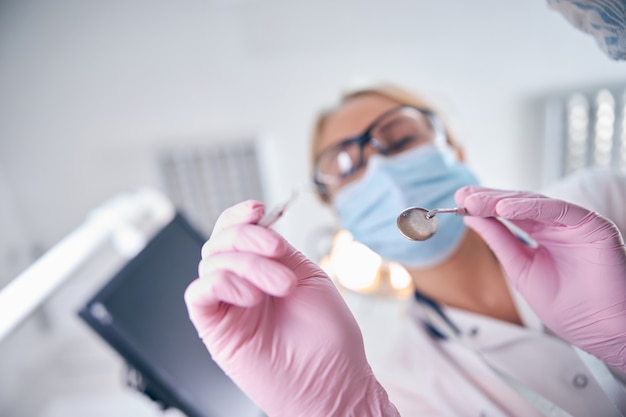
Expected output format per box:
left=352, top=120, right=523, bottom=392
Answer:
left=184, top=200, right=400, bottom=417
left=455, top=186, right=626, bottom=371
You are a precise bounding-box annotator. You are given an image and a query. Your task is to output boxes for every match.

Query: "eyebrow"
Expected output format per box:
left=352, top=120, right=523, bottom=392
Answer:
left=334, top=108, right=409, bottom=144
left=320, top=106, right=425, bottom=155
left=377, top=118, right=409, bottom=135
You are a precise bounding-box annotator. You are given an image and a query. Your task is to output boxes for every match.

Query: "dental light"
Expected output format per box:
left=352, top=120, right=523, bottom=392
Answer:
left=0, top=189, right=174, bottom=342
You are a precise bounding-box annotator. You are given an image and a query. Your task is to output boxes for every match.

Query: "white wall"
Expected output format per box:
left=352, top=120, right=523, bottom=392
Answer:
left=0, top=0, right=624, bottom=414
left=0, top=167, right=32, bottom=287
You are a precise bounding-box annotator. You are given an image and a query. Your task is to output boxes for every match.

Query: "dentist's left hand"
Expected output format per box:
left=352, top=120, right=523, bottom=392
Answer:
left=184, top=200, right=400, bottom=417
left=455, top=186, right=626, bottom=372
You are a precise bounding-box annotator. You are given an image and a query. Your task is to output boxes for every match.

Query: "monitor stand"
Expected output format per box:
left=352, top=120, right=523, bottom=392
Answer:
left=124, top=363, right=172, bottom=411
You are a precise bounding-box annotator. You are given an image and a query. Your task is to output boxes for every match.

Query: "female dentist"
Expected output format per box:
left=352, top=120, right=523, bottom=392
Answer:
left=184, top=84, right=626, bottom=417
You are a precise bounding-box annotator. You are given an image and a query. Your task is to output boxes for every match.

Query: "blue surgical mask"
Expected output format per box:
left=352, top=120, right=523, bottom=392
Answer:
left=332, top=143, right=480, bottom=268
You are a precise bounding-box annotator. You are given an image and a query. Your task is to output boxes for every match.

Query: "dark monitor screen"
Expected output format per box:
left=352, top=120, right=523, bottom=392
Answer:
left=79, top=213, right=264, bottom=417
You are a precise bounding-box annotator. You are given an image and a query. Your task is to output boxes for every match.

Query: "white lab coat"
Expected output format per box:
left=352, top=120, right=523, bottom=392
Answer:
left=342, top=168, right=626, bottom=417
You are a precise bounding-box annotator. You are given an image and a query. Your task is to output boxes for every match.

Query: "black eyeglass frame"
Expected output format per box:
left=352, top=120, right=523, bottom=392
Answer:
left=312, top=105, right=442, bottom=198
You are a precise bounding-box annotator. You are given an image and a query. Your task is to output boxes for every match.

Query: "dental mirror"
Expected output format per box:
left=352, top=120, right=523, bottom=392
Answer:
left=397, top=206, right=539, bottom=248
left=396, top=207, right=467, bottom=241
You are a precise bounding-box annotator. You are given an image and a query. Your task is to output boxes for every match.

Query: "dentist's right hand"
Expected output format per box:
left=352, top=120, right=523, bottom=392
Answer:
left=184, top=200, right=400, bottom=417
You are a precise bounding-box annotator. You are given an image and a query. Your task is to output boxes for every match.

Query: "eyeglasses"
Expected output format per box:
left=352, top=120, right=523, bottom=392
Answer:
left=313, top=106, right=444, bottom=197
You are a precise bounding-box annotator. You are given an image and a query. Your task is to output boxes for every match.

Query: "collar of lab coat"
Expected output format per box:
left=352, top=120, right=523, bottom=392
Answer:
left=411, top=273, right=547, bottom=351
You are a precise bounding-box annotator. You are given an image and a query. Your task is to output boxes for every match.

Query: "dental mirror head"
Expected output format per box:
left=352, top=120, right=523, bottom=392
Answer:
left=396, top=207, right=439, bottom=241
left=397, top=206, right=467, bottom=241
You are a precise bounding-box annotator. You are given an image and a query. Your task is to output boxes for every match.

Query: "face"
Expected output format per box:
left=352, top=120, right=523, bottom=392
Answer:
left=315, top=94, right=458, bottom=199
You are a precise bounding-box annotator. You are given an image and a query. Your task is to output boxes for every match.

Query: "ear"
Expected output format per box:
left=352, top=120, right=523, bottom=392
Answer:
left=442, top=124, right=465, bottom=162
left=446, top=138, right=466, bottom=162
left=454, top=145, right=466, bottom=162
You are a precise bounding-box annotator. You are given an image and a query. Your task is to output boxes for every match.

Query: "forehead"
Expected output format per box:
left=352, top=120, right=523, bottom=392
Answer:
left=318, top=94, right=402, bottom=153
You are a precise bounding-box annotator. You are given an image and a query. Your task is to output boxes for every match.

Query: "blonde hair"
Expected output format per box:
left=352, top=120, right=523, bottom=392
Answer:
left=310, top=83, right=458, bottom=201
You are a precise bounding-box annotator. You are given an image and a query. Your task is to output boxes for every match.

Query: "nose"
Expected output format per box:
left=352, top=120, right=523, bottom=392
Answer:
left=362, top=140, right=385, bottom=164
